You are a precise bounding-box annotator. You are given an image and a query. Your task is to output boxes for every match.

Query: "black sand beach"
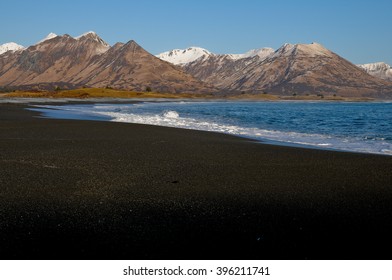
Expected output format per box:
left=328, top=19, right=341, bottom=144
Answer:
left=1, top=102, right=392, bottom=260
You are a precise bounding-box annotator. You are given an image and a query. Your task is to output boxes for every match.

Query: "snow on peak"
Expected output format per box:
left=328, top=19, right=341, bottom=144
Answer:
left=37, top=32, right=58, bottom=44
left=358, top=62, right=391, bottom=71
left=0, top=42, right=24, bottom=55
left=75, top=31, right=98, bottom=39
left=358, top=62, right=392, bottom=81
left=157, top=47, right=212, bottom=65
left=270, top=43, right=296, bottom=58
left=157, top=46, right=277, bottom=65
left=158, top=42, right=333, bottom=65
left=74, top=31, right=110, bottom=53
left=227, top=48, right=275, bottom=60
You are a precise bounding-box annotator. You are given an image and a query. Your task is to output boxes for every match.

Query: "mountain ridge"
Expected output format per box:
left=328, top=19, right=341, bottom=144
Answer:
left=1, top=33, right=392, bottom=98
left=182, top=42, right=392, bottom=98
left=0, top=32, right=216, bottom=93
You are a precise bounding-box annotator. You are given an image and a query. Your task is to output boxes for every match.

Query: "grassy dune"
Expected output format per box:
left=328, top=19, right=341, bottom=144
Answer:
left=2, top=88, right=375, bottom=101
left=2, top=88, right=213, bottom=99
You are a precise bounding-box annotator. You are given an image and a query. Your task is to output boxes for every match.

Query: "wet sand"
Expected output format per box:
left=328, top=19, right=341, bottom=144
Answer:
left=1, top=102, right=392, bottom=260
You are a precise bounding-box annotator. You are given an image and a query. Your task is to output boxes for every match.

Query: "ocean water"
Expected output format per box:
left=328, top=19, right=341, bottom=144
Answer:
left=31, top=101, right=392, bottom=155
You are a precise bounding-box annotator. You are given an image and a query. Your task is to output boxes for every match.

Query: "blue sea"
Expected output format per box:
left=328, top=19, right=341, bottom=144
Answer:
left=31, top=100, right=392, bottom=155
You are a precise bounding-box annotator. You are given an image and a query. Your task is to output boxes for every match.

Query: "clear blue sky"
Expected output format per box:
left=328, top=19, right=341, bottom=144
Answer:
left=1, top=0, right=391, bottom=64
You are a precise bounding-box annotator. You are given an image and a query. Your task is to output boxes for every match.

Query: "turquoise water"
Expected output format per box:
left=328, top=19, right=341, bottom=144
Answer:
left=32, top=101, right=392, bottom=155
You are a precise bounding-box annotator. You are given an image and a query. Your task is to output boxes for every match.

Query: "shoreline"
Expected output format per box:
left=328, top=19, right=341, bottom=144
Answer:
left=26, top=99, right=392, bottom=157
left=1, top=102, right=392, bottom=260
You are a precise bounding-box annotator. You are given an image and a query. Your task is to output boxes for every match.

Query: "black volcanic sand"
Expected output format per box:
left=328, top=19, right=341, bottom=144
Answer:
left=1, top=103, right=392, bottom=260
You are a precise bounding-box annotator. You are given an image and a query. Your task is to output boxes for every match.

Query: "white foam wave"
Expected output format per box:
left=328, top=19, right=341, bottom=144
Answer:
left=162, top=110, right=179, bottom=119
left=381, top=149, right=392, bottom=155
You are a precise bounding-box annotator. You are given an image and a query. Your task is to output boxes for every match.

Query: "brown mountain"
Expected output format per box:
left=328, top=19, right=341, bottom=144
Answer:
left=183, top=54, right=261, bottom=91
left=184, top=42, right=392, bottom=98
left=70, top=40, right=215, bottom=93
left=0, top=32, right=216, bottom=93
left=0, top=32, right=109, bottom=87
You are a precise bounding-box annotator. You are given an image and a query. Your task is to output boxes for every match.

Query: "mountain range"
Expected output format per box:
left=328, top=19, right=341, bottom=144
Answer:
left=0, top=32, right=215, bottom=93
left=158, top=44, right=392, bottom=98
left=1, top=32, right=392, bottom=98
left=156, top=46, right=392, bottom=83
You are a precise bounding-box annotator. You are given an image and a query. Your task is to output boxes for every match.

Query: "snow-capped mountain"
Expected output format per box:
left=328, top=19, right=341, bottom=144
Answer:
left=36, top=32, right=58, bottom=44
left=157, top=46, right=275, bottom=65
left=358, top=62, right=392, bottom=82
left=157, top=47, right=212, bottom=65
left=0, top=42, right=24, bottom=55
left=184, top=42, right=392, bottom=98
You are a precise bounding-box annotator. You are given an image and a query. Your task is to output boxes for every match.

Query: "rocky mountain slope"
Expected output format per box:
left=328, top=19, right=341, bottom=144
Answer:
left=0, top=32, right=215, bottom=93
left=358, top=62, right=392, bottom=82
